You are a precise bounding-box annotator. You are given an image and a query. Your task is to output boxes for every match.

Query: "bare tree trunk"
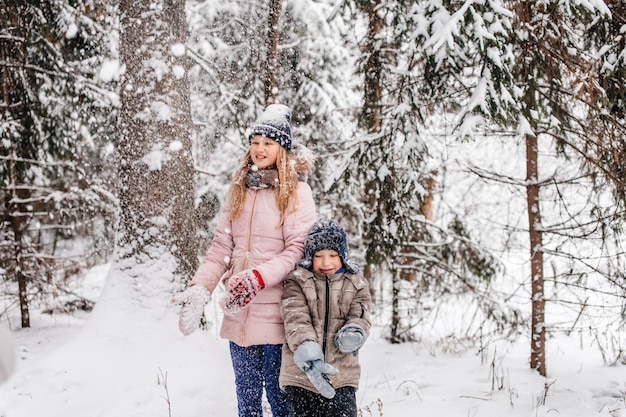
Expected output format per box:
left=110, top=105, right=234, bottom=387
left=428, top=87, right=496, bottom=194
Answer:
left=526, top=132, right=546, bottom=376
left=419, top=175, right=437, bottom=221
left=514, top=0, right=547, bottom=377
left=361, top=0, right=383, bottom=133
left=264, top=0, right=282, bottom=105
left=2, top=4, right=30, bottom=328
left=118, top=0, right=198, bottom=278
left=390, top=268, right=401, bottom=343
left=8, top=165, right=30, bottom=329
left=361, top=0, right=383, bottom=289
left=7, top=167, right=30, bottom=328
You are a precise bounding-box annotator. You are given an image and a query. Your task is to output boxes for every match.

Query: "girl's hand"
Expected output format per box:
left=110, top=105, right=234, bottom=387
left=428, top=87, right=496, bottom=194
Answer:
left=219, top=269, right=264, bottom=315
left=172, top=285, right=210, bottom=335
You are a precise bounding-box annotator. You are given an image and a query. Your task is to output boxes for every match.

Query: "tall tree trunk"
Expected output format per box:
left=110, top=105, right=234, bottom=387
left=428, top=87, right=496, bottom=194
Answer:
left=361, top=0, right=383, bottom=133
left=2, top=4, right=30, bottom=328
left=118, top=0, right=198, bottom=280
left=264, top=0, right=282, bottom=105
left=361, top=0, right=383, bottom=290
left=7, top=159, right=30, bottom=328
left=526, top=131, right=546, bottom=376
left=515, top=0, right=547, bottom=377
left=390, top=268, right=401, bottom=343
left=419, top=175, right=437, bottom=221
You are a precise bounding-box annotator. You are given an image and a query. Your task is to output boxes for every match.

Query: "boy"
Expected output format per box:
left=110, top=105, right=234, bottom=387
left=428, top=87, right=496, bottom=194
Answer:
left=279, top=218, right=372, bottom=417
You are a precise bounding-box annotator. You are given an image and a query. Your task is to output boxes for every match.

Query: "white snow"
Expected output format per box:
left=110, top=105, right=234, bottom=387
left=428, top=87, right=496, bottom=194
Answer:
left=152, top=101, right=174, bottom=122
left=172, top=65, right=186, bottom=79
left=141, top=145, right=166, bottom=171
left=65, top=23, right=79, bottom=39
left=170, top=43, right=186, bottom=57
left=99, top=60, right=121, bottom=82
left=1, top=263, right=625, bottom=417
left=169, top=140, right=183, bottom=152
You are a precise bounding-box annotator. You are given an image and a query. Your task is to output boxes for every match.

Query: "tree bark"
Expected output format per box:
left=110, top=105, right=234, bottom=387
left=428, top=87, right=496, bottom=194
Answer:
left=514, top=0, right=547, bottom=377
left=360, top=0, right=383, bottom=306
left=8, top=158, right=30, bottom=329
left=118, top=0, right=198, bottom=278
left=361, top=0, right=383, bottom=133
left=526, top=132, right=546, bottom=376
left=2, top=3, right=30, bottom=328
left=264, top=0, right=282, bottom=105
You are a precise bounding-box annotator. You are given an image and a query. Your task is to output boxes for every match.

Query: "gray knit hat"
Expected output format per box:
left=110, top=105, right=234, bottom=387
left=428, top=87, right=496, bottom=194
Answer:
left=247, top=104, right=292, bottom=151
left=298, top=218, right=359, bottom=274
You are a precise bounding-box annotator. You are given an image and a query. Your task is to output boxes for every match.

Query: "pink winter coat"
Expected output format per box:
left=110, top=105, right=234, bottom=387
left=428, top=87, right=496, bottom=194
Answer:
left=191, top=180, right=316, bottom=347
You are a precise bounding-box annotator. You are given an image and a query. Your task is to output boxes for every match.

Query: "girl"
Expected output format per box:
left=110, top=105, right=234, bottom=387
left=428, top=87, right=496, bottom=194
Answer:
left=280, top=218, right=372, bottom=417
left=173, top=104, right=316, bottom=417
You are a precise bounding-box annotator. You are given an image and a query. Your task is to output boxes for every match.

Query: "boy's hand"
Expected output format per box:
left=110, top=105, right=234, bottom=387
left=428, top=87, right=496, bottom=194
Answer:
left=294, top=341, right=339, bottom=399
left=305, top=360, right=339, bottom=399
left=335, top=324, right=367, bottom=354
left=219, top=269, right=264, bottom=315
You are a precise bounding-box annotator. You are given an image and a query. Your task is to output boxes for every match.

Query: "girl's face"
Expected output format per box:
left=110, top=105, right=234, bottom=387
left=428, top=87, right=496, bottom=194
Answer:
left=250, top=135, right=280, bottom=169
left=312, top=249, right=343, bottom=275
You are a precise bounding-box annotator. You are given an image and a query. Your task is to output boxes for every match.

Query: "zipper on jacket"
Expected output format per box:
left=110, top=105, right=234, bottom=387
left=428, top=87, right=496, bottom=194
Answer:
left=245, top=192, right=258, bottom=269
left=322, top=276, right=330, bottom=355
left=241, top=191, right=258, bottom=344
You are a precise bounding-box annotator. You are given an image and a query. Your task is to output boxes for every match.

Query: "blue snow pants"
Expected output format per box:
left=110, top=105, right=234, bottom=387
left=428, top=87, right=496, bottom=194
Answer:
left=229, top=341, right=289, bottom=417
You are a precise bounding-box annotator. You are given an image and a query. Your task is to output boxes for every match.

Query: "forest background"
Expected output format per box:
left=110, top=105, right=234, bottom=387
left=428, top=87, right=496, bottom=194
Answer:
left=1, top=0, right=626, bottom=401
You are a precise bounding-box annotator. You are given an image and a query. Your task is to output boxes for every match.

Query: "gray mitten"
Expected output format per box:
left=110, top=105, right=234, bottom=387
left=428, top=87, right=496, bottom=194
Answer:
left=306, top=360, right=339, bottom=399
left=293, top=341, right=339, bottom=399
left=335, top=324, right=367, bottom=354
left=172, top=285, right=210, bottom=335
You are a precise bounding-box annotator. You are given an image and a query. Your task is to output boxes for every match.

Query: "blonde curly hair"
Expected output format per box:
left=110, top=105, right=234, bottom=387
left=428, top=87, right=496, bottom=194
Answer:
left=228, top=147, right=301, bottom=228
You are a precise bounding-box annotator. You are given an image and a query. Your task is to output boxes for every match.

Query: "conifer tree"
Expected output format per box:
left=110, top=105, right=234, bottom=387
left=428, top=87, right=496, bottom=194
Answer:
left=506, top=0, right=626, bottom=376
left=186, top=0, right=359, bottom=246
left=330, top=0, right=522, bottom=343
left=0, top=0, right=117, bottom=327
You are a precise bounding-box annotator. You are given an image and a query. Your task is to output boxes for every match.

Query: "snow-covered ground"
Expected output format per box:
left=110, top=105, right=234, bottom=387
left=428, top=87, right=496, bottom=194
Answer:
left=1, top=264, right=625, bottom=417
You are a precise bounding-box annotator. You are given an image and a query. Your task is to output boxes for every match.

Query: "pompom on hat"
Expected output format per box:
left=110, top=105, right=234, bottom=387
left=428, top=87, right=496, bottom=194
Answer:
left=298, top=218, right=359, bottom=274
left=247, top=104, right=292, bottom=151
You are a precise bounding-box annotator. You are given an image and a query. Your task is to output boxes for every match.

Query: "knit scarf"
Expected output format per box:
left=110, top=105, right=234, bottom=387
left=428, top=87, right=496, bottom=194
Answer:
left=244, top=165, right=309, bottom=190
left=243, top=145, right=313, bottom=190
left=245, top=168, right=279, bottom=190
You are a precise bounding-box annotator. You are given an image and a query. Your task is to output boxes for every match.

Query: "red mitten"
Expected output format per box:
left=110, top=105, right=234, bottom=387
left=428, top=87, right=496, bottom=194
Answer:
left=220, top=269, right=264, bottom=315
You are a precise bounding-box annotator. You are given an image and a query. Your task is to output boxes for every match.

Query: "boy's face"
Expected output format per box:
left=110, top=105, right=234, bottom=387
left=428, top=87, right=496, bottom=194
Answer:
left=312, top=249, right=342, bottom=275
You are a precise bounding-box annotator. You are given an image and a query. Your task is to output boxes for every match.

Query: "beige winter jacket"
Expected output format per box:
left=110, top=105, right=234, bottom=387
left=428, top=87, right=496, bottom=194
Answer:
left=279, top=267, right=372, bottom=392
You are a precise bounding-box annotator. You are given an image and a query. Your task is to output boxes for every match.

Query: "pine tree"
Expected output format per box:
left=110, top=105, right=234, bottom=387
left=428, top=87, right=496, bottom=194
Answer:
left=186, top=0, right=360, bottom=248
left=415, top=0, right=626, bottom=374
left=505, top=0, right=626, bottom=376
left=329, top=0, right=521, bottom=343
left=0, top=0, right=117, bottom=327
left=373, top=0, right=626, bottom=374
